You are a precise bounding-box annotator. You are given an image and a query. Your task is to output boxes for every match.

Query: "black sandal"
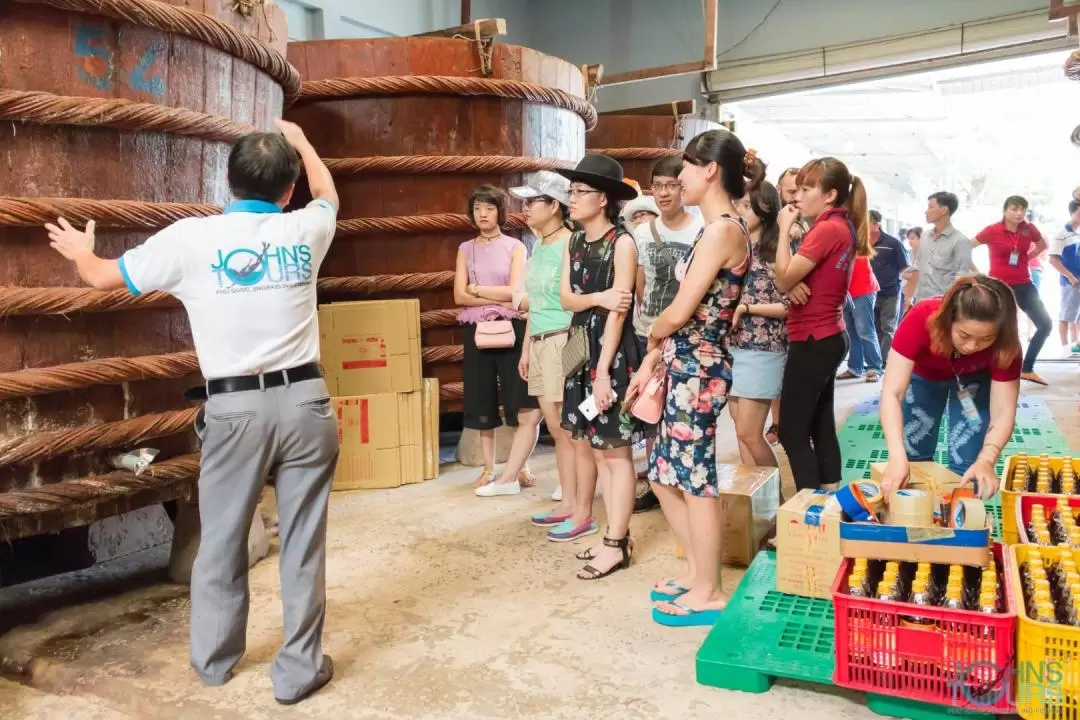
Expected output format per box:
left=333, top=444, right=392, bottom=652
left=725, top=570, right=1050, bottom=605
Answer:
left=577, top=534, right=632, bottom=580
left=576, top=528, right=629, bottom=561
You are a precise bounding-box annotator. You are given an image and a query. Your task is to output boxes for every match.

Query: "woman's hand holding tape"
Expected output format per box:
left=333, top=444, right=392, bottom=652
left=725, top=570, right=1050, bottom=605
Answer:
left=879, top=456, right=910, bottom=498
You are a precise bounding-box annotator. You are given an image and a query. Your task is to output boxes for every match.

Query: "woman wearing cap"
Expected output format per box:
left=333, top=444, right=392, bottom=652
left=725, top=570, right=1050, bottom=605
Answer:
left=878, top=275, right=1020, bottom=500
left=454, top=185, right=542, bottom=497
left=622, top=194, right=660, bottom=230
left=557, top=155, right=646, bottom=577
left=508, top=172, right=586, bottom=536
left=626, top=129, right=758, bottom=625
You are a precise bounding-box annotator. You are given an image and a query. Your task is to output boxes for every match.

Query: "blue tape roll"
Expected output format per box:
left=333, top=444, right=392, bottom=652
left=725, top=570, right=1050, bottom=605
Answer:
left=836, top=484, right=875, bottom=522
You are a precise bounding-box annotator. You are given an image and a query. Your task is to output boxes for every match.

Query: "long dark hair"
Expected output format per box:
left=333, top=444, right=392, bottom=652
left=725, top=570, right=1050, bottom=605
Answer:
left=748, top=182, right=781, bottom=263
left=682, top=129, right=766, bottom=199
left=797, top=157, right=871, bottom=256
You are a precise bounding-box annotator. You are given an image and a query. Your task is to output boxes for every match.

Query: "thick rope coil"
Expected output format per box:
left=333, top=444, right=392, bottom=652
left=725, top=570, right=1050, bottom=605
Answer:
left=17, top=0, right=300, bottom=104
left=0, top=351, right=199, bottom=400
left=440, top=382, right=463, bottom=400
left=0, top=197, right=219, bottom=229
left=323, top=155, right=574, bottom=176
left=298, top=75, right=597, bottom=130
left=586, top=147, right=683, bottom=160
left=337, top=212, right=527, bottom=236
left=421, top=345, right=463, bottom=364
left=419, top=308, right=461, bottom=328
left=0, top=407, right=198, bottom=468
left=0, top=90, right=255, bottom=143
left=0, top=452, right=201, bottom=519
left=0, top=273, right=455, bottom=316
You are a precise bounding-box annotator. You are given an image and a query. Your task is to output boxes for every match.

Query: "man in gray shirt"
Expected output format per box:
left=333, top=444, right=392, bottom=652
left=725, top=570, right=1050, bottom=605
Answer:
left=905, top=191, right=974, bottom=308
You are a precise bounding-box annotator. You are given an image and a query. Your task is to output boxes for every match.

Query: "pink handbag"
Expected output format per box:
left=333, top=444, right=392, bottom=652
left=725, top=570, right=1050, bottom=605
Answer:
left=475, top=314, right=516, bottom=349
left=630, top=363, right=667, bottom=424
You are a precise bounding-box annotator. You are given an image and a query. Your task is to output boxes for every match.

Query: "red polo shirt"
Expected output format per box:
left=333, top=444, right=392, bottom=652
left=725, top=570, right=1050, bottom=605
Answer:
left=787, top=208, right=854, bottom=342
left=892, top=298, right=1022, bottom=382
left=976, top=220, right=1041, bottom=286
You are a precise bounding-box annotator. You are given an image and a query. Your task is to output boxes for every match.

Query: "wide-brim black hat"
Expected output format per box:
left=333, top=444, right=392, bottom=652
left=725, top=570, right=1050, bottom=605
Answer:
left=557, top=154, right=639, bottom=202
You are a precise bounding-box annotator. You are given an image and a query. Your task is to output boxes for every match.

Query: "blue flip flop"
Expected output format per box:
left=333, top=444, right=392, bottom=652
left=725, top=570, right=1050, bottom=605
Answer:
left=651, top=601, right=723, bottom=627
left=649, top=582, right=689, bottom=602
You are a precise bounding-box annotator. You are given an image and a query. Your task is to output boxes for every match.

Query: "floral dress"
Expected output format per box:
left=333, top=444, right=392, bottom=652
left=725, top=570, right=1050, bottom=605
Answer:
left=649, top=216, right=751, bottom=496
left=561, top=228, right=648, bottom=449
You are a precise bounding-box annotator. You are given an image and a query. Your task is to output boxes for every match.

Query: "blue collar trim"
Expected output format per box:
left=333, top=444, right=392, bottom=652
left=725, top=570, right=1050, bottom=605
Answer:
left=224, top=199, right=282, bottom=215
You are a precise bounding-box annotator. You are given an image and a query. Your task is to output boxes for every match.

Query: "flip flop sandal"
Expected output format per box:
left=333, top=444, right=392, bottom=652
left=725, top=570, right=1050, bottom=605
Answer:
left=518, top=468, right=538, bottom=488
left=651, top=601, right=723, bottom=627
left=650, top=582, right=690, bottom=602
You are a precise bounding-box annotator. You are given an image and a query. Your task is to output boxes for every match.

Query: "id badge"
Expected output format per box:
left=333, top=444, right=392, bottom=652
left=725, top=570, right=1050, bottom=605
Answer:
left=1008, top=251, right=1020, bottom=266
left=956, top=385, right=982, bottom=431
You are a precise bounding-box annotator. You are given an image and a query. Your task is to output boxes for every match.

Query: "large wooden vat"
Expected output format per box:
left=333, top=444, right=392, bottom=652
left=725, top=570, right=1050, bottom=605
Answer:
left=587, top=107, right=719, bottom=188
left=0, top=0, right=293, bottom=547
left=285, top=37, right=592, bottom=411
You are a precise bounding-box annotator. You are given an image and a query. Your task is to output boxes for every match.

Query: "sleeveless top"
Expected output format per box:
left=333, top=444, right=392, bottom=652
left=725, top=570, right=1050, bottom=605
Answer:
left=662, top=215, right=752, bottom=379
left=457, top=233, right=523, bottom=324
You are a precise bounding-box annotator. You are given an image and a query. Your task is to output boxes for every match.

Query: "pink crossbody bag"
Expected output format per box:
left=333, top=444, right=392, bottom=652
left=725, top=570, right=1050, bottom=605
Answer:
left=629, top=356, right=667, bottom=424
left=468, top=241, right=516, bottom=350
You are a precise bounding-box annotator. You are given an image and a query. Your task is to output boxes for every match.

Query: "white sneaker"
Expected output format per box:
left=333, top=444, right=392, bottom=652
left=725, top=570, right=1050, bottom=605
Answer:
left=475, top=480, right=521, bottom=497
left=551, top=485, right=563, bottom=501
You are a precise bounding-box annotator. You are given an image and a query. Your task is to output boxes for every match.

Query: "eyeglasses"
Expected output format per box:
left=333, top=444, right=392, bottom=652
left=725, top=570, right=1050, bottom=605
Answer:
left=568, top=189, right=603, bottom=199
left=651, top=183, right=681, bottom=193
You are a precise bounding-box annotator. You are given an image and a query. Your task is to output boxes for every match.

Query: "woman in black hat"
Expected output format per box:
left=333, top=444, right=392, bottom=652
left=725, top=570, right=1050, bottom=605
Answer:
left=556, top=154, right=647, bottom=580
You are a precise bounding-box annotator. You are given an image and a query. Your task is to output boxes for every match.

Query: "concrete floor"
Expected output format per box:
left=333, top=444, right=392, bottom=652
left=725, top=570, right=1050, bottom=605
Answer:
left=1, top=365, right=1077, bottom=720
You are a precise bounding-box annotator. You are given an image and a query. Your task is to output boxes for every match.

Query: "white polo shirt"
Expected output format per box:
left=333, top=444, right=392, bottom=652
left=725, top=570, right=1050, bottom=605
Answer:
left=118, top=198, right=338, bottom=379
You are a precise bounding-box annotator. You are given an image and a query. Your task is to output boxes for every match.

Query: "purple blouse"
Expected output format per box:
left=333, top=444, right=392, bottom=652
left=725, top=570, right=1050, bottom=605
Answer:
left=456, top=233, right=523, bottom=324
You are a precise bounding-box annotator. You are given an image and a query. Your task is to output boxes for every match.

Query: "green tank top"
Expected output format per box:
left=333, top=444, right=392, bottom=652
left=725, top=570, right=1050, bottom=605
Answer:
left=525, top=235, right=572, bottom=335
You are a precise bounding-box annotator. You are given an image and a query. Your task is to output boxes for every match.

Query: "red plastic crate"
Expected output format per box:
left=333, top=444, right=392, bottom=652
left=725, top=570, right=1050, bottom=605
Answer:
left=832, top=543, right=1017, bottom=713
left=1014, top=493, right=1080, bottom=544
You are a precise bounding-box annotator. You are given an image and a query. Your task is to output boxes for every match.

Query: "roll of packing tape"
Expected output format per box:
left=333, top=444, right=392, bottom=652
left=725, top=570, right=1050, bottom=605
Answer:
left=836, top=483, right=878, bottom=522
left=852, top=479, right=884, bottom=510
left=950, top=497, right=987, bottom=529
left=887, top=488, right=934, bottom=527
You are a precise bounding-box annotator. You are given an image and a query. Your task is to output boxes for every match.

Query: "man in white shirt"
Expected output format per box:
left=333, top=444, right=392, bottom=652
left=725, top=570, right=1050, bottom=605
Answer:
left=46, top=119, right=339, bottom=705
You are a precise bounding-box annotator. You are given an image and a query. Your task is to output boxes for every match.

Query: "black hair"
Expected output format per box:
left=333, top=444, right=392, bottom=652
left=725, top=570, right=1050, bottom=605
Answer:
left=1069, top=200, right=1080, bottom=215
left=227, top=132, right=301, bottom=203
left=651, top=155, right=683, bottom=181
left=604, top=192, right=623, bottom=226
left=748, top=181, right=781, bottom=263
left=906, top=226, right=923, bottom=239
left=467, top=185, right=508, bottom=227
left=683, top=129, right=766, bottom=199
left=869, top=209, right=882, bottom=223
left=928, top=191, right=959, bottom=216
left=1003, top=195, right=1029, bottom=212
left=536, top=195, right=573, bottom=230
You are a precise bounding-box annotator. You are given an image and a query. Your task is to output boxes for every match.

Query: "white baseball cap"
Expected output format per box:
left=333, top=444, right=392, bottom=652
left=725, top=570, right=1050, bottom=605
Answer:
left=620, top=194, right=660, bottom=222
left=509, top=171, right=571, bottom=206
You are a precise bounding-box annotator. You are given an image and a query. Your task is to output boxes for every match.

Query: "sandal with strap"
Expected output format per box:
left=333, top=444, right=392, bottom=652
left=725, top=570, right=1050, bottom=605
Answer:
left=576, top=528, right=628, bottom=560
left=518, top=468, right=537, bottom=488
left=577, top=534, right=632, bottom=580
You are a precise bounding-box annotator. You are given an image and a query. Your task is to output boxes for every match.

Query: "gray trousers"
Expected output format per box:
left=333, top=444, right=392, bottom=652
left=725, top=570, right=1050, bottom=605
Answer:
left=189, top=377, right=338, bottom=699
left=875, top=290, right=902, bottom=362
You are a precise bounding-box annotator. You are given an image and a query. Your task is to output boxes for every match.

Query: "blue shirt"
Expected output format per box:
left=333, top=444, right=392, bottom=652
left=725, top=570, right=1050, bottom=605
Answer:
left=1052, top=224, right=1080, bottom=287
left=869, top=232, right=909, bottom=295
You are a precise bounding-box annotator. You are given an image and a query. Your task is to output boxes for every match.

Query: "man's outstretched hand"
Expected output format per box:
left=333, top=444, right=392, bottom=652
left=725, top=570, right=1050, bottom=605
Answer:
left=46, top=217, right=95, bottom=261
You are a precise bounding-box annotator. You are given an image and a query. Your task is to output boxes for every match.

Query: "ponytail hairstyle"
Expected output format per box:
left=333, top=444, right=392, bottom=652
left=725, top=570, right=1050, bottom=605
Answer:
left=683, top=129, right=767, bottom=199
left=796, top=157, right=872, bottom=257
left=748, top=181, right=782, bottom=263
left=927, top=274, right=1021, bottom=370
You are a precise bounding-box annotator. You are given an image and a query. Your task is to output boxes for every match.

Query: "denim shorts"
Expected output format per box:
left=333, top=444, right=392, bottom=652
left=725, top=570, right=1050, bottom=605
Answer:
left=729, top=347, right=786, bottom=400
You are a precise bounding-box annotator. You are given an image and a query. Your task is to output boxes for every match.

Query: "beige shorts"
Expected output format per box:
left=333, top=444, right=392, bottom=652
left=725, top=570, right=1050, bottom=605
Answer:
left=528, top=331, right=568, bottom=402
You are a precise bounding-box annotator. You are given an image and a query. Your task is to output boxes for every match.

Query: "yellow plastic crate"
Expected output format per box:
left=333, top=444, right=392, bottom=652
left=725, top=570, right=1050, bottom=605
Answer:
left=1008, top=544, right=1080, bottom=720
left=1003, top=455, right=1080, bottom=545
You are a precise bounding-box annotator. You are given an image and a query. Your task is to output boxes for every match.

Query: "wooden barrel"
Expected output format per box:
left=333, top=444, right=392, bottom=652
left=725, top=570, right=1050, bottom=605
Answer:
left=0, top=0, right=294, bottom=543
left=285, top=37, right=591, bottom=412
left=587, top=111, right=720, bottom=189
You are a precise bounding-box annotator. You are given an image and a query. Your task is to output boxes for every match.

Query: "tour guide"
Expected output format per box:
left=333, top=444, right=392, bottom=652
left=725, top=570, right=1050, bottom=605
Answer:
left=878, top=274, right=1021, bottom=500
left=45, top=119, right=340, bottom=705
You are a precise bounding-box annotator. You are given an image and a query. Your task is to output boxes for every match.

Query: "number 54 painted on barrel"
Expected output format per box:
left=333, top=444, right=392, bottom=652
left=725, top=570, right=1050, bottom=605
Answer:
left=73, top=23, right=166, bottom=98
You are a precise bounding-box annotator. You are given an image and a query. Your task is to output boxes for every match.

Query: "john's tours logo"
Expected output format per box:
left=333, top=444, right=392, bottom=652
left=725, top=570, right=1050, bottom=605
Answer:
left=949, top=659, right=1063, bottom=711
left=211, top=243, right=313, bottom=292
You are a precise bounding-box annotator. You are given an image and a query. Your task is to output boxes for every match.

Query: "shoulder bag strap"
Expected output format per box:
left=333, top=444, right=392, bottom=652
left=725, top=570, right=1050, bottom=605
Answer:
left=649, top=219, right=664, bottom=248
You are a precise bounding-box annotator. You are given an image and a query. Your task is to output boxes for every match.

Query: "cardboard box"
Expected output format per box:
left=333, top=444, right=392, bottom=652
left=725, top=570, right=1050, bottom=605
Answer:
left=319, top=299, right=422, bottom=396
left=332, top=392, right=423, bottom=490
left=840, top=462, right=991, bottom=567
left=675, top=465, right=780, bottom=567
left=421, top=378, right=440, bottom=481
left=776, top=489, right=844, bottom=599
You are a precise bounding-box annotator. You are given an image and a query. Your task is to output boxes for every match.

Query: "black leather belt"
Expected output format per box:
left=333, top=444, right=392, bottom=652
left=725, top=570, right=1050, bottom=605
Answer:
left=184, top=362, right=324, bottom=402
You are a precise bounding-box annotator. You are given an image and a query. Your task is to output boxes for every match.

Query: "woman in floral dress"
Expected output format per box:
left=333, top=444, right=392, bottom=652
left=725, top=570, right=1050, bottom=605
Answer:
left=627, top=129, right=763, bottom=626
left=556, top=155, right=646, bottom=580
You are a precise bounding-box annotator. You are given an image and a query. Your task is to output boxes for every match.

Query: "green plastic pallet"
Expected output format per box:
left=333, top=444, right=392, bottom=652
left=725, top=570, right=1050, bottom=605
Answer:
left=865, top=694, right=995, bottom=719
left=697, top=550, right=834, bottom=692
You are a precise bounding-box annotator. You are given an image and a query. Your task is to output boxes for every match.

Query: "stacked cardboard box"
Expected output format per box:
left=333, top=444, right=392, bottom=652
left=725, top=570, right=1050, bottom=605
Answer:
left=318, top=299, right=440, bottom=490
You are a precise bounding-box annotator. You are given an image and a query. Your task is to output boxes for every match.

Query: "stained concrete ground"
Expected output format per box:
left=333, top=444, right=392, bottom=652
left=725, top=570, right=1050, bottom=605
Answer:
left=1, top=364, right=1077, bottom=720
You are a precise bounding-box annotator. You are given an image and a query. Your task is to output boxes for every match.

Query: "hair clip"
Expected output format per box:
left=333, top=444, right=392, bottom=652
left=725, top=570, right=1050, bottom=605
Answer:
left=744, top=149, right=758, bottom=167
